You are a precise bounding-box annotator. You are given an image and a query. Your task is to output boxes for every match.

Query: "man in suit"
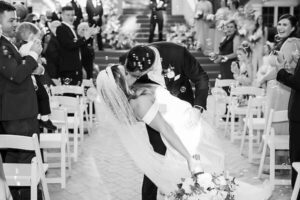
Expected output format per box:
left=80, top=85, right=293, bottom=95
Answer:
left=148, top=0, right=167, bottom=43
left=70, top=0, right=83, bottom=30
left=86, top=0, right=103, bottom=50
left=56, top=6, right=94, bottom=85
left=120, top=42, right=209, bottom=200
left=0, top=1, right=43, bottom=199
left=276, top=55, right=300, bottom=199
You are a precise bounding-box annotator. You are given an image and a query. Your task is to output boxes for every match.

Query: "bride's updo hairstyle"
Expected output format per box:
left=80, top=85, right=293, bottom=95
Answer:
left=125, top=45, right=156, bottom=73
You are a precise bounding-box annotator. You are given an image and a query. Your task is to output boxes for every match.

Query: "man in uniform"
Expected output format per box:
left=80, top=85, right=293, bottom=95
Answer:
left=0, top=1, right=43, bottom=199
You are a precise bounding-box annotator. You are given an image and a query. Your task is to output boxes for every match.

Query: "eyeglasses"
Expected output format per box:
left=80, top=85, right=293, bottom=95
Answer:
left=32, top=19, right=40, bottom=23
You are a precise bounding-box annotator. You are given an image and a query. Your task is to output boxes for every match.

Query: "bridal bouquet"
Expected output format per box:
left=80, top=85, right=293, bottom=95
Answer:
left=167, top=172, right=238, bottom=200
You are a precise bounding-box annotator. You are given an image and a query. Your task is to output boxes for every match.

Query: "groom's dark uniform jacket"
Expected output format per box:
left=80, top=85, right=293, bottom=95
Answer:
left=120, top=41, right=209, bottom=200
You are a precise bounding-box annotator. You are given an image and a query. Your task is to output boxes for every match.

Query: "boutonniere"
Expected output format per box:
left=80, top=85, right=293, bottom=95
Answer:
left=162, top=64, right=175, bottom=79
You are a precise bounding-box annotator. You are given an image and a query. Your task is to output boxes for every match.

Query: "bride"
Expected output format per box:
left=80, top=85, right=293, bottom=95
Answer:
left=95, top=63, right=273, bottom=199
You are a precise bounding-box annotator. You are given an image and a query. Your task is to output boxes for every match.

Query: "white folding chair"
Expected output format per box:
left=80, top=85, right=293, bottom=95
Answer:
left=0, top=134, right=50, bottom=200
left=40, top=107, right=71, bottom=188
left=258, top=109, right=290, bottom=185
left=50, top=85, right=88, bottom=136
left=51, top=78, right=61, bottom=86
left=240, top=96, right=266, bottom=162
left=225, top=86, right=265, bottom=142
left=292, top=162, right=300, bottom=200
left=82, top=79, right=96, bottom=134
left=211, top=79, right=238, bottom=127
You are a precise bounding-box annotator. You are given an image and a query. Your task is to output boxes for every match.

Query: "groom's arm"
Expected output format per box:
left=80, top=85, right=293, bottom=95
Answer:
left=182, top=48, right=209, bottom=109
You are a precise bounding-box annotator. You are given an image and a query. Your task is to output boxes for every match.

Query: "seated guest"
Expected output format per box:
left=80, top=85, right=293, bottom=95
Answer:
left=16, top=22, right=57, bottom=131
left=231, top=41, right=254, bottom=86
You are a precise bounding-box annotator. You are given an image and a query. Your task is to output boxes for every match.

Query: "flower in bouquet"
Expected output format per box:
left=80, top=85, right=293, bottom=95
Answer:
left=238, top=28, right=247, bottom=37
left=206, top=14, right=215, bottom=21
left=197, top=173, right=214, bottom=191
left=217, top=20, right=226, bottom=32
left=195, top=11, right=203, bottom=20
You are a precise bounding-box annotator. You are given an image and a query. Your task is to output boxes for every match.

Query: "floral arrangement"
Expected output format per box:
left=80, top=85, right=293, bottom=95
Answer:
left=167, top=172, right=238, bottom=200
left=101, top=0, right=136, bottom=49
left=166, top=24, right=198, bottom=50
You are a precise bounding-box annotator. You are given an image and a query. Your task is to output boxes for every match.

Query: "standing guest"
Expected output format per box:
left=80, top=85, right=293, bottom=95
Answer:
left=213, top=20, right=240, bottom=93
left=213, top=0, right=229, bottom=53
left=0, top=1, right=43, bottom=199
left=70, top=0, right=83, bottom=30
left=56, top=5, right=95, bottom=85
left=77, top=22, right=95, bottom=79
left=194, top=0, right=213, bottom=52
left=148, top=0, right=167, bottom=43
left=276, top=51, right=300, bottom=200
left=43, top=20, right=61, bottom=79
left=227, top=0, right=239, bottom=20
left=86, top=0, right=103, bottom=50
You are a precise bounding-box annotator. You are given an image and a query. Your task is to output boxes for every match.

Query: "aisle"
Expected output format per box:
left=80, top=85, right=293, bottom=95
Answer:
left=49, top=96, right=292, bottom=200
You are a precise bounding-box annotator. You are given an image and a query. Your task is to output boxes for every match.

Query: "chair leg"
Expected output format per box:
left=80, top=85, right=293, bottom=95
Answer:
left=73, top=126, right=78, bottom=162
left=291, top=172, right=300, bottom=200
left=258, top=142, right=267, bottom=178
left=31, top=183, right=37, bottom=200
left=270, top=145, right=275, bottom=185
left=248, top=128, right=254, bottom=163
left=240, top=122, right=248, bottom=155
left=61, top=142, right=66, bottom=188
left=225, top=106, right=230, bottom=135
left=230, top=112, right=235, bottom=142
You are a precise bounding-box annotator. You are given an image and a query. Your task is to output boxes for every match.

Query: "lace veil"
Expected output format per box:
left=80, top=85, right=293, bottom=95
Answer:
left=147, top=46, right=166, bottom=87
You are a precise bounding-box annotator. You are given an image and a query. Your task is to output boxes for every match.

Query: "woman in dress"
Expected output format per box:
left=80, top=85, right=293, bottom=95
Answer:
left=95, top=59, right=272, bottom=199
left=213, top=0, right=229, bottom=53
left=259, top=14, right=300, bottom=110
left=194, top=0, right=213, bottom=52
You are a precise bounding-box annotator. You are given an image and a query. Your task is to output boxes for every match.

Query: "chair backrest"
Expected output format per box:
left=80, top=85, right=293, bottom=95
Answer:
left=82, top=79, right=94, bottom=88
left=246, top=96, right=266, bottom=119
left=0, top=135, right=36, bottom=151
left=50, top=85, right=84, bottom=96
left=265, top=109, right=289, bottom=137
left=230, top=86, right=265, bottom=97
left=52, top=78, right=61, bottom=86
left=214, top=79, right=238, bottom=88
left=50, top=107, right=68, bottom=123
left=0, top=134, right=43, bottom=164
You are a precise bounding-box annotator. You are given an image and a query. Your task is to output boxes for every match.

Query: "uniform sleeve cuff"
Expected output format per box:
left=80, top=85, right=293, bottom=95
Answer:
left=28, top=51, right=39, bottom=61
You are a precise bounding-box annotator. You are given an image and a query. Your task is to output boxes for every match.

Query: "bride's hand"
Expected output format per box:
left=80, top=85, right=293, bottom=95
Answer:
left=187, top=154, right=203, bottom=175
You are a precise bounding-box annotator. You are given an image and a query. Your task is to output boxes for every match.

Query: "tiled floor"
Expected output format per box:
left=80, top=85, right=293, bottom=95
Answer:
left=48, top=96, right=292, bottom=200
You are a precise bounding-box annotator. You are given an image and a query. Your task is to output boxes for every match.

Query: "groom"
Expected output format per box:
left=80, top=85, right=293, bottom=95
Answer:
left=120, top=42, right=209, bottom=200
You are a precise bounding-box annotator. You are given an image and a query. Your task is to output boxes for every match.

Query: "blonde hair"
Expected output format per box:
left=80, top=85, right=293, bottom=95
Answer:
left=16, top=22, right=40, bottom=42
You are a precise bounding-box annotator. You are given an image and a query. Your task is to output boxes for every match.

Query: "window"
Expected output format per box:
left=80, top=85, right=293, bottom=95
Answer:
left=263, top=7, right=274, bottom=27
left=278, top=7, right=290, bottom=19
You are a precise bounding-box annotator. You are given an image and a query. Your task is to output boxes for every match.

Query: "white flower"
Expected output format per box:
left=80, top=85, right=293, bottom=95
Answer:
left=197, top=173, right=214, bottom=190
left=206, top=14, right=215, bottom=21
left=181, top=177, right=194, bottom=194
left=238, top=28, right=247, bottom=36
left=215, top=176, right=227, bottom=186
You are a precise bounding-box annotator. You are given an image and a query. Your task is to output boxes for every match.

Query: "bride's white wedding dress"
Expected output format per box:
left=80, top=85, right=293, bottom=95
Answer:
left=95, top=83, right=273, bottom=199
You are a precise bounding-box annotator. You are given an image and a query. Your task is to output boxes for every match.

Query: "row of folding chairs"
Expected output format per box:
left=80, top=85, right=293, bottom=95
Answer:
left=211, top=79, right=291, bottom=189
